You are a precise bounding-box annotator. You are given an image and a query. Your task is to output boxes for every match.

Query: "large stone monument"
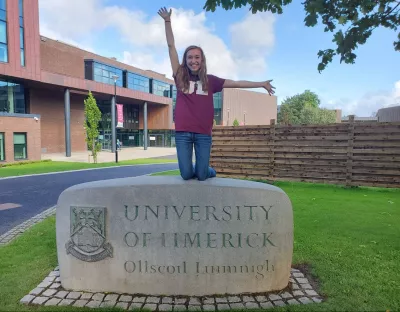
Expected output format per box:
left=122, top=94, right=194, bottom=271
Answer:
left=56, top=176, right=293, bottom=296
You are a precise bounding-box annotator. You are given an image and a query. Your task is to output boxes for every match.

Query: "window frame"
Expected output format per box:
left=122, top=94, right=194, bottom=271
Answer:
left=19, top=0, right=24, bottom=66
left=93, top=61, right=123, bottom=87
left=0, top=132, right=5, bottom=161
left=152, top=79, right=171, bottom=97
left=13, top=132, right=27, bottom=160
left=0, top=0, right=7, bottom=64
left=126, top=72, right=150, bottom=93
left=0, top=79, right=26, bottom=113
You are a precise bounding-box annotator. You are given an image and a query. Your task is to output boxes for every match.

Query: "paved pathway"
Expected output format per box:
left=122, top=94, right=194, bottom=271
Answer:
left=0, top=163, right=178, bottom=235
left=41, top=147, right=177, bottom=163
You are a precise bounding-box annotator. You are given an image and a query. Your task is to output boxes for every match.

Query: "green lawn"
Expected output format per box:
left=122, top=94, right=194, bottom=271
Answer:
left=0, top=177, right=399, bottom=311
left=0, top=159, right=177, bottom=178
left=153, top=169, right=180, bottom=176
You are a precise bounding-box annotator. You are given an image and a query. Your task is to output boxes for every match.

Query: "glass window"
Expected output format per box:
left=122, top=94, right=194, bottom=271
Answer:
left=19, top=1, right=25, bottom=67
left=0, top=79, right=6, bottom=112
left=126, top=72, right=150, bottom=93
left=20, top=48, right=24, bottom=66
left=0, top=0, right=6, bottom=11
left=19, top=0, right=23, bottom=17
left=0, top=80, right=25, bottom=113
left=102, top=76, right=109, bottom=84
left=14, top=133, right=27, bottom=160
left=93, top=62, right=123, bottom=87
left=0, top=43, right=7, bottom=62
left=213, top=92, right=222, bottom=125
left=213, top=92, right=222, bottom=109
left=19, top=27, right=24, bottom=48
left=152, top=80, right=171, bottom=97
left=94, top=67, right=102, bottom=76
left=0, top=20, right=7, bottom=44
left=172, top=85, right=177, bottom=122
left=172, top=85, right=177, bottom=98
left=0, top=132, right=4, bottom=161
left=122, top=105, right=140, bottom=130
left=0, top=3, right=7, bottom=64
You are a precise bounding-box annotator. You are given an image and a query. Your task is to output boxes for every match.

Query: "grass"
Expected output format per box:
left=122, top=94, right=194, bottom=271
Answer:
left=0, top=216, right=123, bottom=312
left=0, top=158, right=177, bottom=178
left=0, top=175, right=399, bottom=311
left=153, top=169, right=181, bottom=176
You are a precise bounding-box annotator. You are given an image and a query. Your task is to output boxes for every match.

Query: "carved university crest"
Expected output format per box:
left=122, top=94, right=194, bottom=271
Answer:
left=65, top=206, right=113, bottom=262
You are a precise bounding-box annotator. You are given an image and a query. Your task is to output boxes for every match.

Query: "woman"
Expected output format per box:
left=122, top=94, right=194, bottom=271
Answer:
left=158, top=7, right=275, bottom=181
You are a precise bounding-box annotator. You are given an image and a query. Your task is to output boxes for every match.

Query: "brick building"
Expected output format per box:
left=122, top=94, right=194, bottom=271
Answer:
left=0, top=0, right=277, bottom=163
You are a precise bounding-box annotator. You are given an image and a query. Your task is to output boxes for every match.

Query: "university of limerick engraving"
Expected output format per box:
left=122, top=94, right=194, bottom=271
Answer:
left=124, top=204, right=273, bottom=222
left=65, top=206, right=113, bottom=262
left=123, top=204, right=276, bottom=249
left=118, top=203, right=279, bottom=280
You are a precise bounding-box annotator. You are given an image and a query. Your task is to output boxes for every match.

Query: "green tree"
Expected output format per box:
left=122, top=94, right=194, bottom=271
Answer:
left=278, top=90, right=336, bottom=125
left=299, top=104, right=337, bottom=124
left=317, top=107, right=337, bottom=124
left=278, top=90, right=320, bottom=124
left=84, top=92, right=102, bottom=163
left=233, top=118, right=240, bottom=126
left=203, top=0, right=400, bottom=72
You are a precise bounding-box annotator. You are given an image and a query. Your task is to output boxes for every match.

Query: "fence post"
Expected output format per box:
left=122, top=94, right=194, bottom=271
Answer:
left=269, top=119, right=276, bottom=181
left=346, top=115, right=355, bottom=187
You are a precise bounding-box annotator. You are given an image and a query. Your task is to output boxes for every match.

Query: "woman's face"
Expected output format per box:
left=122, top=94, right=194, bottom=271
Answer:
left=186, top=48, right=202, bottom=73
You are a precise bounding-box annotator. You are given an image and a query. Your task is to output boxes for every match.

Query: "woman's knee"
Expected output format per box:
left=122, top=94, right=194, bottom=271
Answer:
left=196, top=170, right=208, bottom=181
left=180, top=170, right=194, bottom=180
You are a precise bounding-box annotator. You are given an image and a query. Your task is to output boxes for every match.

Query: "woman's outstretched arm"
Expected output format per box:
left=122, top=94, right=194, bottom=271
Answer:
left=223, top=79, right=276, bottom=96
left=158, top=7, right=180, bottom=77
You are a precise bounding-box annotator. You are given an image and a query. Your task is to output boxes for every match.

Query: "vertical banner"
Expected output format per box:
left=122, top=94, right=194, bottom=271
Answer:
left=116, top=104, right=124, bottom=128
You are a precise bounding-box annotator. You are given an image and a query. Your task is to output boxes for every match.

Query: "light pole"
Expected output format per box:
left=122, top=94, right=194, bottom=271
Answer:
left=244, top=111, right=246, bottom=125
left=111, top=75, right=118, bottom=163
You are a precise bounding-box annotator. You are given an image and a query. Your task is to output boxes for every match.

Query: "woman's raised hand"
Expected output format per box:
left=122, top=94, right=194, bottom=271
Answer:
left=158, top=7, right=172, bottom=22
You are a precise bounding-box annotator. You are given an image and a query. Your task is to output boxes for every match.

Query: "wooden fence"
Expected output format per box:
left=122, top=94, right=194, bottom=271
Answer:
left=210, top=116, right=400, bottom=188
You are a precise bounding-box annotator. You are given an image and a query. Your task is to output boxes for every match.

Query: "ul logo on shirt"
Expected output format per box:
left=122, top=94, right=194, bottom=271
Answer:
left=185, top=81, right=208, bottom=96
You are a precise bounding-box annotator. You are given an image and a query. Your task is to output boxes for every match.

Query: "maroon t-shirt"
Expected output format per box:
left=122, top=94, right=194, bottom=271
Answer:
left=174, top=74, right=225, bottom=135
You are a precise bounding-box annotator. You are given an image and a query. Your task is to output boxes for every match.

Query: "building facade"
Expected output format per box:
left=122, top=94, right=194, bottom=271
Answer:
left=376, top=105, right=400, bottom=122
left=0, top=0, right=277, bottom=163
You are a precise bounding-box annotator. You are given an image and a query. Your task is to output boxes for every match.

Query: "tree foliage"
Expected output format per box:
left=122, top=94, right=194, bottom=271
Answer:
left=278, top=90, right=336, bottom=125
left=233, top=118, right=240, bottom=126
left=203, top=0, right=400, bottom=72
left=84, top=92, right=102, bottom=163
left=278, top=90, right=319, bottom=124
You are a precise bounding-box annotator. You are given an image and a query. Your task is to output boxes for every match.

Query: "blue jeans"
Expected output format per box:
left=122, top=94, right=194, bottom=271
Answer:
left=175, top=131, right=217, bottom=181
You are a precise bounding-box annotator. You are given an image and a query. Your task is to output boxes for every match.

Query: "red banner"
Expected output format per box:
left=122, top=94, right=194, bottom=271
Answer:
left=116, top=104, right=123, bottom=128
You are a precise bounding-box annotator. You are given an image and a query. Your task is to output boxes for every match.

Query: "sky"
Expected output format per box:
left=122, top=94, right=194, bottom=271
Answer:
left=38, top=0, right=400, bottom=117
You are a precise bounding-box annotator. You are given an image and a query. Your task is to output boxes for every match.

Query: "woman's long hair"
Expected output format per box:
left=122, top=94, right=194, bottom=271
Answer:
left=175, top=45, right=208, bottom=93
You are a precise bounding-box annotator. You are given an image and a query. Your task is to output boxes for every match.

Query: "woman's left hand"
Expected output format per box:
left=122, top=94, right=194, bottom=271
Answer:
left=264, top=80, right=276, bottom=96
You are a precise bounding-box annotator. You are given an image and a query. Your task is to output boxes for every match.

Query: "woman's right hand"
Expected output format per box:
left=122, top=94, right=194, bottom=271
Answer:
left=158, top=7, right=172, bottom=22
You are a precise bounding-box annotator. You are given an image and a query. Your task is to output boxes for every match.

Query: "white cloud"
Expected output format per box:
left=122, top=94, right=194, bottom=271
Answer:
left=322, top=80, right=400, bottom=116
left=229, top=12, right=276, bottom=76
left=38, top=0, right=105, bottom=39
left=38, top=0, right=100, bottom=52
left=122, top=51, right=173, bottom=79
left=39, top=23, right=95, bottom=53
left=38, top=0, right=276, bottom=80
